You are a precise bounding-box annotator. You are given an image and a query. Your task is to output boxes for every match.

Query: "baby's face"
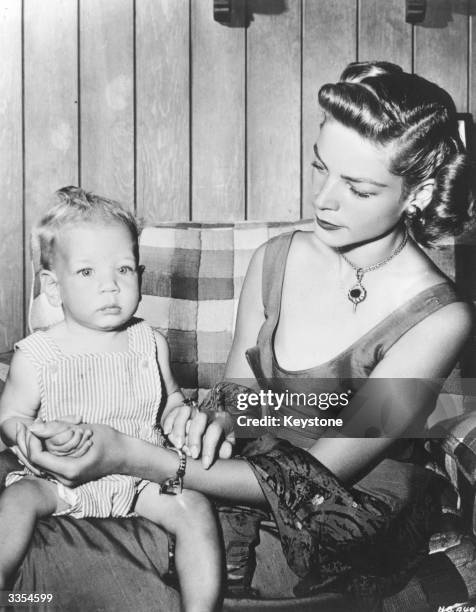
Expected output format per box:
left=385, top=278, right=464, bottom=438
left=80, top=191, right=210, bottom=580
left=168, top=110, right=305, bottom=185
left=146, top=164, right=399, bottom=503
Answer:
left=53, top=222, right=140, bottom=332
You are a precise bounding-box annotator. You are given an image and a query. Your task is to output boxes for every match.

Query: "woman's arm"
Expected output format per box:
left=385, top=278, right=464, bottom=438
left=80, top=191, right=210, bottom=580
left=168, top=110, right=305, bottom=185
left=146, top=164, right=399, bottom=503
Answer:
left=16, top=421, right=266, bottom=504
left=308, top=301, right=473, bottom=481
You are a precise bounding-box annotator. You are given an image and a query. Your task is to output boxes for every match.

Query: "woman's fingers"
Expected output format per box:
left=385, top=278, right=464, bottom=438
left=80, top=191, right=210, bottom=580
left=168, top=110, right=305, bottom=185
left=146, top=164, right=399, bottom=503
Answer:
left=47, top=428, right=89, bottom=455
left=15, top=422, right=32, bottom=462
left=10, top=442, right=43, bottom=476
left=218, top=434, right=236, bottom=460
left=16, top=423, right=64, bottom=479
left=64, top=429, right=93, bottom=456
left=55, top=414, right=83, bottom=425
left=15, top=424, right=55, bottom=476
left=46, top=429, right=76, bottom=448
left=74, top=429, right=93, bottom=451
left=29, top=419, right=78, bottom=439
left=185, top=411, right=208, bottom=458
left=67, top=439, right=93, bottom=458
left=201, top=416, right=232, bottom=469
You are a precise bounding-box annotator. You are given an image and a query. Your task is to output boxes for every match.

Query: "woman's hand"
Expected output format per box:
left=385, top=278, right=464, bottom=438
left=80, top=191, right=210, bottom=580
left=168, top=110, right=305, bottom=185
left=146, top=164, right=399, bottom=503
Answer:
left=162, top=404, right=235, bottom=469
left=10, top=414, right=85, bottom=474
left=27, top=414, right=93, bottom=458
left=15, top=421, right=126, bottom=486
left=43, top=426, right=93, bottom=457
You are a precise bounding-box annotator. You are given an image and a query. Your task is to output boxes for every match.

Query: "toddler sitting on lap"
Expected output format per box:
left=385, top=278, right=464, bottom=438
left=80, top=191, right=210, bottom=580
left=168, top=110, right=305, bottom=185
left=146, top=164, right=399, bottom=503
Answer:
left=0, top=187, right=221, bottom=612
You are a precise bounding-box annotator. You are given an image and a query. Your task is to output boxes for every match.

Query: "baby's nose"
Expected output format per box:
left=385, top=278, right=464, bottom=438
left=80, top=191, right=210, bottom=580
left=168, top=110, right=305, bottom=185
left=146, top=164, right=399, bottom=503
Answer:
left=99, top=274, right=119, bottom=292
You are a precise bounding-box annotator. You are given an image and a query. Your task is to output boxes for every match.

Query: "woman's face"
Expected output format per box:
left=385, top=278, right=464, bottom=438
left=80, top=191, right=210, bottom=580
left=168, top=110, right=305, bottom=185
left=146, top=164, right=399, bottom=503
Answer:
left=311, top=118, right=407, bottom=248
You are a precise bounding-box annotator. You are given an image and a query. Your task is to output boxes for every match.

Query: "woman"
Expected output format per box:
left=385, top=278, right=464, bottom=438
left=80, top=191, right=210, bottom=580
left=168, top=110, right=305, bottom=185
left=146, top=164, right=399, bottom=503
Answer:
left=11, top=61, right=474, bottom=609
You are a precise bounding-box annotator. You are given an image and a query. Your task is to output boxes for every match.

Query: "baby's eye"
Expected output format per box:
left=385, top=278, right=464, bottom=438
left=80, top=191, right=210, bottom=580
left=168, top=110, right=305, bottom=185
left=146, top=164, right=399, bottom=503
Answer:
left=349, top=185, right=374, bottom=199
left=118, top=265, right=134, bottom=274
left=77, top=268, right=93, bottom=277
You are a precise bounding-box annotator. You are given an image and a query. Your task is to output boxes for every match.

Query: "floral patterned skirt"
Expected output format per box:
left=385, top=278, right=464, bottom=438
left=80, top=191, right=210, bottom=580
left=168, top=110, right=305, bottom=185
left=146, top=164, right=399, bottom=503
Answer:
left=219, top=434, right=441, bottom=611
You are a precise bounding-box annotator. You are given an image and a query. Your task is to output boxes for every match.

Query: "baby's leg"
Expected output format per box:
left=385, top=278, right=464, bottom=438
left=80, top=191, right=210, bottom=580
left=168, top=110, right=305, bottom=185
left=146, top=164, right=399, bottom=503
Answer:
left=0, top=477, right=64, bottom=588
left=135, top=485, right=222, bottom=612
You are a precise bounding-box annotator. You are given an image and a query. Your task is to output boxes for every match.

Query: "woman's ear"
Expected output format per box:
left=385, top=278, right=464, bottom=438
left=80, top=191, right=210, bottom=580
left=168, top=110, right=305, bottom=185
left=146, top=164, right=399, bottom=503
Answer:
left=39, top=270, right=62, bottom=307
left=406, top=179, right=435, bottom=213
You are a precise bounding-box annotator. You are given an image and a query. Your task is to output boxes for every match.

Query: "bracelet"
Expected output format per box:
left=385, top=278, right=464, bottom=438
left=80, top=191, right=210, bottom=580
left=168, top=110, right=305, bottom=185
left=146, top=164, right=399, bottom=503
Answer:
left=159, top=447, right=187, bottom=495
left=182, top=396, right=198, bottom=410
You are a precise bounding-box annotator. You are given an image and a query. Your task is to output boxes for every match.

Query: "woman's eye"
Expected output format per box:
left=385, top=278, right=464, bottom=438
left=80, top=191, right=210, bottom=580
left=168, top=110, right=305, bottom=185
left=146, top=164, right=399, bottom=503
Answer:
left=78, top=268, right=93, bottom=277
left=349, top=185, right=374, bottom=199
left=311, top=161, right=326, bottom=173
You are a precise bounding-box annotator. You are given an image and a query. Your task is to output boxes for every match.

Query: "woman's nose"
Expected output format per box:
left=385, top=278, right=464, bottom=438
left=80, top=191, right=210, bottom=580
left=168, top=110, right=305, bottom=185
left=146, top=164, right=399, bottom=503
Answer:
left=313, top=177, right=340, bottom=211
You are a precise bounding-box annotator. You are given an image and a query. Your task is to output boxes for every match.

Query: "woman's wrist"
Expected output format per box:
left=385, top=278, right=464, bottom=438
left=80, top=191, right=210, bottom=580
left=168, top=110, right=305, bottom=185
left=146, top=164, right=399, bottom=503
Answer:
left=118, top=434, right=178, bottom=482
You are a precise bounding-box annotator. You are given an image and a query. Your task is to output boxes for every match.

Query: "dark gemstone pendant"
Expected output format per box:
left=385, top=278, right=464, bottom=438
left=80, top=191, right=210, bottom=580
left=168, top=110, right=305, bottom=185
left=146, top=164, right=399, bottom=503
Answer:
left=348, top=281, right=367, bottom=312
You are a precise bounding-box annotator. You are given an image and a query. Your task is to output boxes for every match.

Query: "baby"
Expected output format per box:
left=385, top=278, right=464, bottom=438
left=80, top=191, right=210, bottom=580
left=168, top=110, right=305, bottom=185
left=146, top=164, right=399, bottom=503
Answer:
left=0, top=187, right=221, bottom=612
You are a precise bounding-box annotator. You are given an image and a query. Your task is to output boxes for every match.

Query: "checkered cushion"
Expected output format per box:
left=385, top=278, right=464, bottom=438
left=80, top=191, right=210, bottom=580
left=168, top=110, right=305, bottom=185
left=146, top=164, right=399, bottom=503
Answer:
left=137, top=221, right=313, bottom=397
left=428, top=413, right=476, bottom=535
left=28, top=220, right=313, bottom=398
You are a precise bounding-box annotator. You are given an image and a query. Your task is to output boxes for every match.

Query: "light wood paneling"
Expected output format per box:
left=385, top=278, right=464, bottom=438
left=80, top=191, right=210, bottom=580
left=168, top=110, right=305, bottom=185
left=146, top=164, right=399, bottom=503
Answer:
left=191, top=0, right=245, bottom=220
left=359, top=0, right=412, bottom=70
left=302, top=0, right=356, bottom=218
left=470, top=2, right=476, bottom=153
left=0, top=0, right=23, bottom=351
left=136, top=0, right=189, bottom=222
left=247, top=0, right=301, bottom=220
left=23, top=0, right=79, bottom=299
left=414, top=0, right=468, bottom=111
left=0, top=1, right=475, bottom=352
left=80, top=0, right=134, bottom=206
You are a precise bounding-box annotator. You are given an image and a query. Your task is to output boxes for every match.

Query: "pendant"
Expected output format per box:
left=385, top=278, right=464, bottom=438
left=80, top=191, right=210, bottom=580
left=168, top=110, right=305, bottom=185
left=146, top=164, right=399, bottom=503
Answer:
left=347, top=269, right=366, bottom=312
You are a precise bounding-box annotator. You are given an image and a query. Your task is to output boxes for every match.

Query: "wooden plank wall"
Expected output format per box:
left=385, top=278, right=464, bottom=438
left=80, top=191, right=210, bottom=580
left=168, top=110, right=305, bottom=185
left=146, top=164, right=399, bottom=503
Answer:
left=0, top=0, right=474, bottom=353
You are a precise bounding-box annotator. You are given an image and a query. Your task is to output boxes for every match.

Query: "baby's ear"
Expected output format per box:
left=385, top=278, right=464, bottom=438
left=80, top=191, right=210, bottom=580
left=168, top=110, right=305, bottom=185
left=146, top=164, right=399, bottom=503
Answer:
left=40, top=270, right=62, bottom=308
left=137, top=265, right=145, bottom=299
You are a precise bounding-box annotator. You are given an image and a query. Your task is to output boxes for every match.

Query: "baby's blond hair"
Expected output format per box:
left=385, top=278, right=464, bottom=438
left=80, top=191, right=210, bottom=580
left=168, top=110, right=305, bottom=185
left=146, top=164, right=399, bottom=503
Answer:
left=35, top=186, right=141, bottom=270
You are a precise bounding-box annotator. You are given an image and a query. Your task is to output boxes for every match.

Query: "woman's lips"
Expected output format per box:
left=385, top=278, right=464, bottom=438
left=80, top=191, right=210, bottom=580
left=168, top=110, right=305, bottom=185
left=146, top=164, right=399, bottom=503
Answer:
left=315, top=216, right=342, bottom=230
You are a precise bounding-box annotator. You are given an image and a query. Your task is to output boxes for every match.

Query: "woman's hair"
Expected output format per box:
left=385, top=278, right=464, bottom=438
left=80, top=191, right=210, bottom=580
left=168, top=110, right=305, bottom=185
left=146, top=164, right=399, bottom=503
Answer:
left=35, top=186, right=141, bottom=270
left=318, top=61, right=474, bottom=246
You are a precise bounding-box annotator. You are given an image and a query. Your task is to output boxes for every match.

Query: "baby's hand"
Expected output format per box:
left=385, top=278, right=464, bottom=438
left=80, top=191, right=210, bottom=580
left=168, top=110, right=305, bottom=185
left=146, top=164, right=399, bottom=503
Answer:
left=42, top=425, right=93, bottom=457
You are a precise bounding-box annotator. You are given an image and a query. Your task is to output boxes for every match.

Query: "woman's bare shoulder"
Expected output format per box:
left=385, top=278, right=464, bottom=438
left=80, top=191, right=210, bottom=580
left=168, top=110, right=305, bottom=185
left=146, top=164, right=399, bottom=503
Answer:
left=405, top=241, right=455, bottom=285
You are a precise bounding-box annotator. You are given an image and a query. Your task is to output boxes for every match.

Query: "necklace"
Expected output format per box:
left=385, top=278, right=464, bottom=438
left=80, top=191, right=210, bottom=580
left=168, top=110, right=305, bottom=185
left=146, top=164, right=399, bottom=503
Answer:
left=339, top=227, right=408, bottom=312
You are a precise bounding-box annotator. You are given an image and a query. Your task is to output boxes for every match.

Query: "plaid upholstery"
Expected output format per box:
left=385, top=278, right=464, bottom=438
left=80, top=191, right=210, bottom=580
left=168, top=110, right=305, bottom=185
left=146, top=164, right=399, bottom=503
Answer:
left=428, top=413, right=476, bottom=537
left=136, top=221, right=313, bottom=397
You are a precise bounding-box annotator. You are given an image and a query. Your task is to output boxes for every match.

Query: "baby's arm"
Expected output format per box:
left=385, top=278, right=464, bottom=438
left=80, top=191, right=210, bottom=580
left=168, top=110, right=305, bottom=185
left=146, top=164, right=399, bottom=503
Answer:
left=154, top=332, right=188, bottom=439
left=0, top=350, right=41, bottom=447
left=0, top=350, right=91, bottom=460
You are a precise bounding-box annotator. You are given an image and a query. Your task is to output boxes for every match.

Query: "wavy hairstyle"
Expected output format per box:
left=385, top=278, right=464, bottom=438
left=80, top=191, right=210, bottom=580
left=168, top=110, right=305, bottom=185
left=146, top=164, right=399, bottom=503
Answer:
left=318, top=61, right=474, bottom=246
left=35, top=186, right=141, bottom=270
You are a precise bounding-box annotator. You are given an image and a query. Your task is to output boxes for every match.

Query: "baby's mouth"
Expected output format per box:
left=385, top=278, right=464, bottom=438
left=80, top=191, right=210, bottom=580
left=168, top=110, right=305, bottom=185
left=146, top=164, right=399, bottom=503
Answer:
left=99, top=304, right=121, bottom=312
